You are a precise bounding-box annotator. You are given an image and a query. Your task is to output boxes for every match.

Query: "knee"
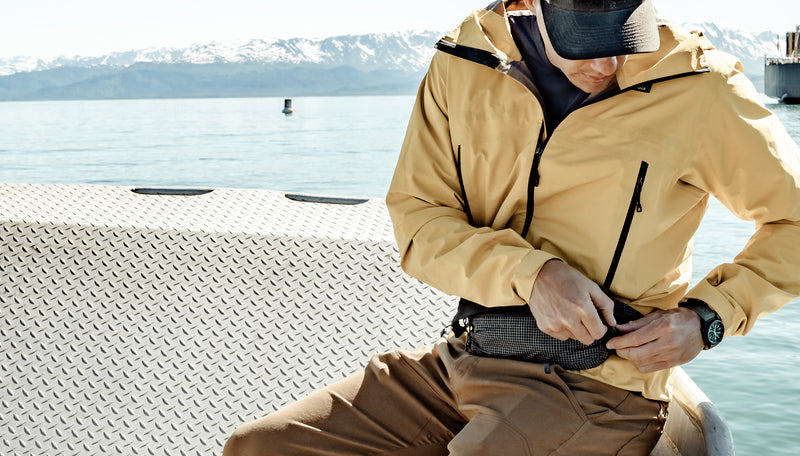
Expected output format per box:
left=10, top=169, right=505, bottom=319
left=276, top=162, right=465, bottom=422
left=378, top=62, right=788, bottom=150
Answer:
left=222, top=422, right=277, bottom=456
left=221, top=425, right=253, bottom=456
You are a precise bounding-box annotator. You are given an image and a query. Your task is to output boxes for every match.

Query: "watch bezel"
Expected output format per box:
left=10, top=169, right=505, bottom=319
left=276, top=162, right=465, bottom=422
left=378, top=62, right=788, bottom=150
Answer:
left=707, top=319, right=724, bottom=346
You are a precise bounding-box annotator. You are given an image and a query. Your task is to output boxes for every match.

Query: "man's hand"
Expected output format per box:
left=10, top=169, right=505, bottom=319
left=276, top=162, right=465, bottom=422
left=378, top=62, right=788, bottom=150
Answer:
left=529, top=259, right=617, bottom=345
left=606, top=308, right=704, bottom=373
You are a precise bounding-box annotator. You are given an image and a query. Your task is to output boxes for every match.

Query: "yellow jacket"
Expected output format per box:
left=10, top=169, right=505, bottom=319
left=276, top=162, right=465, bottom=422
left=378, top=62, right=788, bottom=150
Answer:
left=386, top=1, right=800, bottom=401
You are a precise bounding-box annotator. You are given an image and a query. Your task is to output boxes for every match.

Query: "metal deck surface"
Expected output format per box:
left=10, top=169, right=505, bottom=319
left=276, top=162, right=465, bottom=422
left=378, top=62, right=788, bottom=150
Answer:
left=1, top=184, right=453, bottom=455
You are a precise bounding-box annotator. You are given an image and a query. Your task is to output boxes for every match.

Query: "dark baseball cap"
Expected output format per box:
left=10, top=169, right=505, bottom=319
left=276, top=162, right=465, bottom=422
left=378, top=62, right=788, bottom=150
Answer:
left=539, top=0, right=660, bottom=60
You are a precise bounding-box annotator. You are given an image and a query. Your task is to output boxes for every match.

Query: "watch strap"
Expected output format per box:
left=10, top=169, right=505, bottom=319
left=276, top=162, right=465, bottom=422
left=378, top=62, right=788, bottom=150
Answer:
left=680, top=298, right=717, bottom=321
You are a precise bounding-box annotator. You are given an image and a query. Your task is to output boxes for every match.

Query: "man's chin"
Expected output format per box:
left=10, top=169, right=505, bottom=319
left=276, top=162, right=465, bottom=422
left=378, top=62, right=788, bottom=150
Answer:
left=574, top=76, right=615, bottom=95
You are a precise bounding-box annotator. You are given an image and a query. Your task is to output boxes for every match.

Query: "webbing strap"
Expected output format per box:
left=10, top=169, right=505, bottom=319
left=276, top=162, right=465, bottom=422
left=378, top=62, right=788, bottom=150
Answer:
left=434, top=39, right=503, bottom=70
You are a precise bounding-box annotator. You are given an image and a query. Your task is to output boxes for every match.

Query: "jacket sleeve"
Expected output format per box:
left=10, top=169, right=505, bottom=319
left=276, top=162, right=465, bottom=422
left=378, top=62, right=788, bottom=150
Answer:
left=685, top=59, right=800, bottom=337
left=386, top=53, right=559, bottom=308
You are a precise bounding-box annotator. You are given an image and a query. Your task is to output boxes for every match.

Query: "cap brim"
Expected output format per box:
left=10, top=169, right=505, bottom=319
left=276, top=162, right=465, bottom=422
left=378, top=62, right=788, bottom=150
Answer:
left=541, top=0, right=660, bottom=60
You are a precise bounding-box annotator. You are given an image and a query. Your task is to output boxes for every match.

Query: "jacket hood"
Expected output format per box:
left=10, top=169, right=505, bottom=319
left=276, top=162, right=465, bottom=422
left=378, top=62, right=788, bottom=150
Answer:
left=443, top=0, right=715, bottom=90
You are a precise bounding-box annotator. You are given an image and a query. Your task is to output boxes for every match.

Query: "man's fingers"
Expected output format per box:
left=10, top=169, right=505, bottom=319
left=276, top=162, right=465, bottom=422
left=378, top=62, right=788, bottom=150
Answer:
left=606, top=308, right=706, bottom=373
left=564, top=295, right=614, bottom=343
left=615, top=336, right=691, bottom=374
left=590, top=289, right=617, bottom=328
left=528, top=260, right=623, bottom=345
left=580, top=304, right=609, bottom=341
left=569, top=325, right=596, bottom=346
left=606, top=320, right=660, bottom=350
left=539, top=312, right=599, bottom=345
left=615, top=311, right=661, bottom=333
left=616, top=344, right=672, bottom=373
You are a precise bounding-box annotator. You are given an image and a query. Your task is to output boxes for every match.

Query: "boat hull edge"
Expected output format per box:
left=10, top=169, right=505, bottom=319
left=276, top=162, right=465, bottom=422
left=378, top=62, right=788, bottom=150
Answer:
left=765, top=62, right=800, bottom=103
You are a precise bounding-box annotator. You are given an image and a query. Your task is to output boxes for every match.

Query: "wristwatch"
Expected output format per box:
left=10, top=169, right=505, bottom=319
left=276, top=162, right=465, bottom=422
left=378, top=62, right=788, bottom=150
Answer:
left=679, top=299, right=724, bottom=349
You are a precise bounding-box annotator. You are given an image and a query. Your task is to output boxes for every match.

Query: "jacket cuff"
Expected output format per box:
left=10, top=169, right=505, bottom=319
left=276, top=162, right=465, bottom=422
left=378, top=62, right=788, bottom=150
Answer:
left=511, top=250, right=562, bottom=305
left=685, top=280, right=747, bottom=338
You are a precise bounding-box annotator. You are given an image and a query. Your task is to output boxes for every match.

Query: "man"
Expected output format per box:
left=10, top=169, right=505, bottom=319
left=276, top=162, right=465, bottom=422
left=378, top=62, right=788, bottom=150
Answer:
left=224, top=0, right=800, bottom=454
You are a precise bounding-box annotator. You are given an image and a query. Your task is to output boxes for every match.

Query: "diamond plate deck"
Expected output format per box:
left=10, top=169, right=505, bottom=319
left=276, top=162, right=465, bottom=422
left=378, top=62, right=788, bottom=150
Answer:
left=1, top=184, right=453, bottom=456
left=1, top=184, right=730, bottom=456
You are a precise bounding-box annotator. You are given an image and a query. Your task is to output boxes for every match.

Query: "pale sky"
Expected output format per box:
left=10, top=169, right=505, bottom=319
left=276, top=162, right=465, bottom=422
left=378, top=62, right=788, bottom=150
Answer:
left=1, top=0, right=798, bottom=59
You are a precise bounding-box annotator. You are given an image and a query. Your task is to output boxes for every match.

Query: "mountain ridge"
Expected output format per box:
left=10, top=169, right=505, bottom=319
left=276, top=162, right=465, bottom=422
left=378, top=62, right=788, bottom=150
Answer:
left=0, top=24, right=782, bottom=101
left=0, top=31, right=442, bottom=76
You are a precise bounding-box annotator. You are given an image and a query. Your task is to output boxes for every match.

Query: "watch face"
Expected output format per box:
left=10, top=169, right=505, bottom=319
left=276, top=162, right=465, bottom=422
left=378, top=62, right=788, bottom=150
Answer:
left=707, top=320, right=724, bottom=345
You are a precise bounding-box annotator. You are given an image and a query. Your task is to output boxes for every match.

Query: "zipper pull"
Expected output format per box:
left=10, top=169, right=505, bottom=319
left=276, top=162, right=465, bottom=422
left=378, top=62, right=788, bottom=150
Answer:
left=633, top=164, right=647, bottom=212
left=531, top=125, right=547, bottom=187
left=634, top=178, right=644, bottom=212
left=531, top=145, right=545, bottom=187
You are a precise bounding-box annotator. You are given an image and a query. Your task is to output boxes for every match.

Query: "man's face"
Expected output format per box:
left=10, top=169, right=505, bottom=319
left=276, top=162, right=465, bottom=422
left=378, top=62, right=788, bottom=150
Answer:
left=525, top=0, right=627, bottom=94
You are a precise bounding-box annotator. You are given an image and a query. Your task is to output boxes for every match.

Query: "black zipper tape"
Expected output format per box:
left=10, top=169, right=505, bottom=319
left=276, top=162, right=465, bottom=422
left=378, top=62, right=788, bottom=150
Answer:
left=521, top=125, right=547, bottom=239
left=602, top=161, right=649, bottom=291
left=456, top=145, right=476, bottom=226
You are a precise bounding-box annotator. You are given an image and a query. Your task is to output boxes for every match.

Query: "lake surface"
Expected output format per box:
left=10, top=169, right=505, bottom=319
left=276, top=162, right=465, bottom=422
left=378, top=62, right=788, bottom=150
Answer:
left=1, top=94, right=799, bottom=454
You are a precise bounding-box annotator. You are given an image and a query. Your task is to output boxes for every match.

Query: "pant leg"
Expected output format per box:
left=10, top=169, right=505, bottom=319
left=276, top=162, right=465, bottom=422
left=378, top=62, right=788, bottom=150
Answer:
left=222, top=345, right=467, bottom=456
left=442, top=336, right=666, bottom=456
left=224, top=336, right=666, bottom=456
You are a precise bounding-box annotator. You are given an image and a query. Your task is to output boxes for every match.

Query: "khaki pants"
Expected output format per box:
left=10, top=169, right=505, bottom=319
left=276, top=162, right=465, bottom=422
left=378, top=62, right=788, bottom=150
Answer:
left=223, top=336, right=666, bottom=455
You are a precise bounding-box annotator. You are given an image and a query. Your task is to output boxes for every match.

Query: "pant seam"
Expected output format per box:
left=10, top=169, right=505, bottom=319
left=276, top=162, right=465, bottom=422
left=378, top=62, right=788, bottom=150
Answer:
left=614, top=405, right=665, bottom=456
left=407, top=403, right=457, bottom=447
left=469, top=412, right=534, bottom=456
left=394, top=353, right=464, bottom=446
left=547, top=418, right=592, bottom=456
left=448, top=354, right=479, bottom=413
left=624, top=401, right=668, bottom=455
left=396, top=352, right=454, bottom=410
left=498, top=415, right=534, bottom=456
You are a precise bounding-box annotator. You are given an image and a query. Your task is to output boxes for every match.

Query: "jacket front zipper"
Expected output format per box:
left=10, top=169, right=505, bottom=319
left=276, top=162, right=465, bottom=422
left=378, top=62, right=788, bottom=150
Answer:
left=602, top=161, right=649, bottom=292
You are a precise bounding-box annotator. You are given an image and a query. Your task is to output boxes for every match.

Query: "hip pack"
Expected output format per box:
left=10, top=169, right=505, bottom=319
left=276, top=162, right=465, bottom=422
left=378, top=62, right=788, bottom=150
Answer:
left=454, top=299, right=644, bottom=371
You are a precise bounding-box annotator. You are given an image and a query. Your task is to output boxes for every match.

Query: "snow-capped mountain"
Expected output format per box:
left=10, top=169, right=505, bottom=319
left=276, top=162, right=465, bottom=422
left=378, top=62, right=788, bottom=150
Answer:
left=0, top=25, right=783, bottom=101
left=0, top=31, right=442, bottom=77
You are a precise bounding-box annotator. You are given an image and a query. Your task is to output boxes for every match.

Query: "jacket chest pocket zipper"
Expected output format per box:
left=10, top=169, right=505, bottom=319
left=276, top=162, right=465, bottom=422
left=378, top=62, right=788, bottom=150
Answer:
left=521, top=125, right=548, bottom=239
left=602, top=161, right=649, bottom=292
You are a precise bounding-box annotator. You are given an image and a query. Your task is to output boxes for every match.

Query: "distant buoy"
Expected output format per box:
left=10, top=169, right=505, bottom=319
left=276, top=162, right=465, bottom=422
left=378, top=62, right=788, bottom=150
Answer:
left=282, top=98, right=296, bottom=114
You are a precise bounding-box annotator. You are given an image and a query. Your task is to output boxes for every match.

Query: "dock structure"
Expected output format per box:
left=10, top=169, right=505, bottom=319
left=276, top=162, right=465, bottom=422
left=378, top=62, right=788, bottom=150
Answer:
left=788, top=27, right=800, bottom=58
left=766, top=26, right=800, bottom=102
left=1, top=184, right=733, bottom=455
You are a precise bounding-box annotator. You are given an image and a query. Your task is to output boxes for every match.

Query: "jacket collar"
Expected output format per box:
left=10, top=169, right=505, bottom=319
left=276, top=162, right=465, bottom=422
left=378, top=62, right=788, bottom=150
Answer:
left=616, top=23, right=714, bottom=90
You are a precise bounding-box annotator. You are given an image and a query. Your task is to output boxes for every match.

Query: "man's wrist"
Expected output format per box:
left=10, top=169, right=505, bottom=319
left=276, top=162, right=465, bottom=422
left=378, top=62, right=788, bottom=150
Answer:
left=679, top=299, right=724, bottom=349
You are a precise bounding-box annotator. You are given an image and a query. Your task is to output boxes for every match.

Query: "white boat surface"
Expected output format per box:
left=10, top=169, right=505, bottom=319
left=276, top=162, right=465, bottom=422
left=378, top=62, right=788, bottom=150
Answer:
left=0, top=183, right=734, bottom=455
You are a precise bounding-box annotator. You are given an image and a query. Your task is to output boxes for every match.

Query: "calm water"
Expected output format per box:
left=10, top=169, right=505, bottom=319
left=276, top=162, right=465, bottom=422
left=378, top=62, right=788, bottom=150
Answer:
left=1, top=95, right=799, bottom=454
